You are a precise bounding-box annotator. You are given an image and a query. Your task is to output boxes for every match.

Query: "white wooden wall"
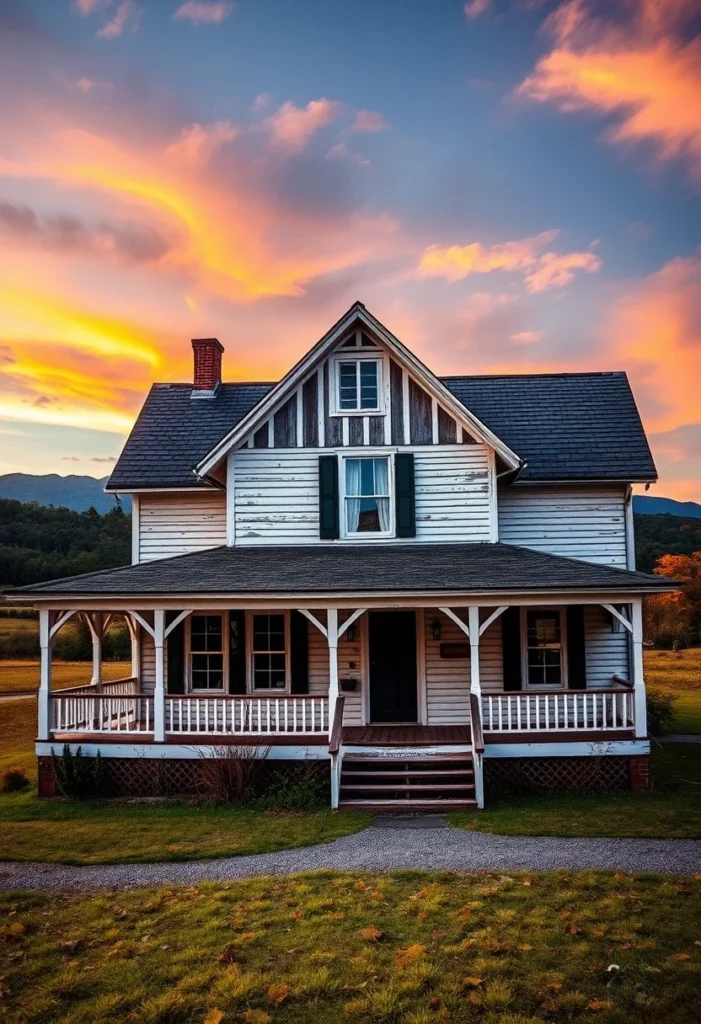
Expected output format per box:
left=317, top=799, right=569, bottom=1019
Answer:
left=137, top=492, right=227, bottom=562
left=584, top=604, right=630, bottom=686
left=228, top=445, right=493, bottom=546
left=498, top=484, right=628, bottom=566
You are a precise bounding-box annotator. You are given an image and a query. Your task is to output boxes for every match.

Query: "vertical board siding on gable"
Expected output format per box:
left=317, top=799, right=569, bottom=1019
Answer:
left=231, top=445, right=493, bottom=545
left=390, top=359, right=404, bottom=444
left=273, top=395, right=297, bottom=448
left=139, top=492, right=227, bottom=562
left=324, top=361, right=343, bottom=447
left=409, top=377, right=432, bottom=445
left=498, top=485, right=628, bottom=566
left=437, top=406, right=457, bottom=444
left=302, top=375, right=319, bottom=447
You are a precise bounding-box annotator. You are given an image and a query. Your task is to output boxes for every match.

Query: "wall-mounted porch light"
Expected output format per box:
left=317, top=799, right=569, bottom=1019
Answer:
left=431, top=618, right=442, bottom=642
left=346, top=623, right=356, bottom=643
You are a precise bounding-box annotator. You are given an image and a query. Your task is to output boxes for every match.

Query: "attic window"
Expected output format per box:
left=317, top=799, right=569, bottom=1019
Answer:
left=334, top=358, right=381, bottom=413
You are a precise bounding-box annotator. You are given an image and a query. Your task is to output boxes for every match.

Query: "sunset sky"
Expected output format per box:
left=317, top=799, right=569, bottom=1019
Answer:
left=0, top=0, right=699, bottom=500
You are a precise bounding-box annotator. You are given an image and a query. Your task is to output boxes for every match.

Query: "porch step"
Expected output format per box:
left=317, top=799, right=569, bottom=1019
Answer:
left=339, top=752, right=478, bottom=811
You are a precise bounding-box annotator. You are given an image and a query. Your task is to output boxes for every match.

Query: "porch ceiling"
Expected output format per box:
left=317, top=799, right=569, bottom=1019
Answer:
left=10, top=542, right=677, bottom=602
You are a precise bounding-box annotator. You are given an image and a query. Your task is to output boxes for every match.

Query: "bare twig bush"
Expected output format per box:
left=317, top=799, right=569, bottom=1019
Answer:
left=196, top=745, right=270, bottom=802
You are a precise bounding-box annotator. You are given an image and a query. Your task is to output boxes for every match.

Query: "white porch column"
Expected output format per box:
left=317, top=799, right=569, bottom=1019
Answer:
left=468, top=605, right=481, bottom=696
left=631, top=599, right=647, bottom=738
left=154, top=609, right=166, bottom=742
left=87, top=613, right=103, bottom=689
left=38, top=609, right=52, bottom=741
left=327, top=608, right=339, bottom=738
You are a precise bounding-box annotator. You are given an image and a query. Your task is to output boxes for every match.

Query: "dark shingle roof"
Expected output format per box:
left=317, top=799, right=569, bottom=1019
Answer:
left=107, top=383, right=273, bottom=490
left=442, top=372, right=655, bottom=482
left=15, top=543, right=673, bottom=596
left=107, top=371, right=656, bottom=491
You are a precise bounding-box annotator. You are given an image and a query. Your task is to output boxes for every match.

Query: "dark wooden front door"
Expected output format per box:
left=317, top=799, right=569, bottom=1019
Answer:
left=368, top=611, right=418, bottom=723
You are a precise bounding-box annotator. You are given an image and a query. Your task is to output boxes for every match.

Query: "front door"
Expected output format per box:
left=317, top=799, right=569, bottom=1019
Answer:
left=368, top=611, right=418, bottom=723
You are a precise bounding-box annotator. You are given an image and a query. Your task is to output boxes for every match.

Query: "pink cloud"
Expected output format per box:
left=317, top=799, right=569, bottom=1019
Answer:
left=74, top=0, right=103, bottom=13
left=349, top=110, right=390, bottom=134
left=464, top=0, right=490, bottom=19
left=417, top=229, right=600, bottom=292
left=510, top=330, right=543, bottom=343
left=264, top=98, right=340, bottom=151
left=173, top=2, right=234, bottom=26
left=96, top=0, right=142, bottom=38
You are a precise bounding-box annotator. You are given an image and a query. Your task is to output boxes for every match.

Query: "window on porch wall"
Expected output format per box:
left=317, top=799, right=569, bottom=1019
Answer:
left=190, top=615, right=224, bottom=690
left=252, top=613, right=287, bottom=690
left=525, top=609, right=562, bottom=686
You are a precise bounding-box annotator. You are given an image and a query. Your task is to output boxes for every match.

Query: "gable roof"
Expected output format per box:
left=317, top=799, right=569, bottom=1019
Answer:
left=194, top=302, right=522, bottom=477
left=106, top=310, right=657, bottom=492
left=13, top=541, right=675, bottom=598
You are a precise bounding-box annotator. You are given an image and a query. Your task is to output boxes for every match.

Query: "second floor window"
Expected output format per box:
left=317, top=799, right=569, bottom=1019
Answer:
left=336, top=359, right=380, bottom=412
left=345, top=457, right=391, bottom=534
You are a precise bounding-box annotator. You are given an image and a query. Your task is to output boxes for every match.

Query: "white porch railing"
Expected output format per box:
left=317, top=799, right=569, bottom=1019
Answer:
left=51, top=693, right=152, bottom=733
left=482, top=690, right=635, bottom=734
left=59, top=676, right=139, bottom=696
left=165, top=695, right=328, bottom=736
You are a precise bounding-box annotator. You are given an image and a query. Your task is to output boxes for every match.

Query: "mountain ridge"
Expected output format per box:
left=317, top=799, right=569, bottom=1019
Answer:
left=0, top=473, right=131, bottom=514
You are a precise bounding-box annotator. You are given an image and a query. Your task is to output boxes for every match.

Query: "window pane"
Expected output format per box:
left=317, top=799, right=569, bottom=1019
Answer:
left=526, top=611, right=562, bottom=686
left=190, top=615, right=222, bottom=652
left=338, top=362, right=357, bottom=409
left=359, top=361, right=378, bottom=408
left=253, top=614, right=285, bottom=652
left=360, top=458, right=375, bottom=495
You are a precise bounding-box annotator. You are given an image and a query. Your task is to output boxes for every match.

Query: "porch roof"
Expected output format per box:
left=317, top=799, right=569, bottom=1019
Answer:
left=12, top=542, right=676, bottom=599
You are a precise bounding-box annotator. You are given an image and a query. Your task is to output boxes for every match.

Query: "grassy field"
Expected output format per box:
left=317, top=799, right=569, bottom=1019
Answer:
left=2, top=872, right=701, bottom=1024
left=646, top=648, right=701, bottom=734
left=0, top=699, right=369, bottom=864
left=453, top=743, right=701, bottom=839
left=0, top=660, right=132, bottom=695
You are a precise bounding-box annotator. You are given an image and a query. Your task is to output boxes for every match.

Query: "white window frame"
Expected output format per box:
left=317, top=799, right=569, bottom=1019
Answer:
left=520, top=606, right=568, bottom=690
left=246, top=610, right=291, bottom=693
left=339, top=450, right=395, bottom=540
left=187, top=612, right=229, bottom=693
left=330, top=353, right=384, bottom=416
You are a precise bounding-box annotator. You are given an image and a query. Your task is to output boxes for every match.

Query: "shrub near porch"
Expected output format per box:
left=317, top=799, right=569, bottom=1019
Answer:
left=2, top=872, right=701, bottom=1024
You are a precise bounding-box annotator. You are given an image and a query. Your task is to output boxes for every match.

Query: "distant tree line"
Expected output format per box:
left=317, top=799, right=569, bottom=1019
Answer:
left=635, top=513, right=701, bottom=574
left=0, top=499, right=131, bottom=587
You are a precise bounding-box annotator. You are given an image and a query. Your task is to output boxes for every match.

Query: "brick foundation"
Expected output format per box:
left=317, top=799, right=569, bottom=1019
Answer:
left=629, top=755, right=650, bottom=792
left=38, top=755, right=329, bottom=799
left=484, top=755, right=641, bottom=797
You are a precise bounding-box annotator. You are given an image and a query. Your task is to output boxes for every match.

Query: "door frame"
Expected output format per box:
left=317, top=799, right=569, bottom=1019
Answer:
left=363, top=608, right=421, bottom=725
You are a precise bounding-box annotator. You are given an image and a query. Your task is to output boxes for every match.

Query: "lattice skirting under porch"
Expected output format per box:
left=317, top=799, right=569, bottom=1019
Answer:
left=484, top=756, right=648, bottom=797
left=38, top=755, right=330, bottom=799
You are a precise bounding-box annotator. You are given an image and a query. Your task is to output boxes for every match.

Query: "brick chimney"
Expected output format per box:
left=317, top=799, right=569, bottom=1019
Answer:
left=191, top=337, right=224, bottom=394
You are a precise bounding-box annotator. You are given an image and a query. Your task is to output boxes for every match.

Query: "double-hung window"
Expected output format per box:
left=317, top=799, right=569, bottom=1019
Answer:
left=251, top=613, right=288, bottom=690
left=344, top=456, right=391, bottom=535
left=524, top=609, right=564, bottom=687
left=335, top=358, right=380, bottom=412
left=189, top=614, right=225, bottom=690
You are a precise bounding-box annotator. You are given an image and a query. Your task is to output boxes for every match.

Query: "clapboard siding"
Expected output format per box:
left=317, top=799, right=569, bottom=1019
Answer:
left=584, top=604, right=630, bottom=687
left=229, top=445, right=493, bottom=545
left=308, top=614, right=363, bottom=725
left=498, top=485, right=627, bottom=566
left=424, top=610, right=470, bottom=724
left=140, top=631, right=156, bottom=695
left=138, top=492, right=227, bottom=562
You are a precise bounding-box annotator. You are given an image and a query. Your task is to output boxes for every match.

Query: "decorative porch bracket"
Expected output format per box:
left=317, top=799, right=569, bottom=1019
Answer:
left=601, top=603, right=633, bottom=633
left=298, top=608, right=366, bottom=742
left=438, top=606, right=484, bottom=698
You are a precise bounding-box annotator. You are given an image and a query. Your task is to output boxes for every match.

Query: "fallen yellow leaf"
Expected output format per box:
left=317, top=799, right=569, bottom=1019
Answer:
left=359, top=925, right=384, bottom=942
left=267, top=983, right=290, bottom=1004
left=203, top=1010, right=223, bottom=1024
left=587, top=1001, right=613, bottom=1011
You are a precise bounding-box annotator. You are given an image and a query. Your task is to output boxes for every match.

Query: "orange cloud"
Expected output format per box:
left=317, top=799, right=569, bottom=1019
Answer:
left=264, top=98, right=341, bottom=151
left=417, top=230, right=600, bottom=292
left=518, top=0, right=701, bottom=181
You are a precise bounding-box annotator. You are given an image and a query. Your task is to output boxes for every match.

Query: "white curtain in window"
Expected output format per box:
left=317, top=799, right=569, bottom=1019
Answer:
left=374, top=458, right=390, bottom=532
left=346, top=458, right=362, bottom=533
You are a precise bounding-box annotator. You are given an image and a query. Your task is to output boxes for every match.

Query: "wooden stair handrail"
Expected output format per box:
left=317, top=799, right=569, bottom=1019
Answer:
left=469, top=692, right=484, bottom=754
left=329, top=694, right=346, bottom=754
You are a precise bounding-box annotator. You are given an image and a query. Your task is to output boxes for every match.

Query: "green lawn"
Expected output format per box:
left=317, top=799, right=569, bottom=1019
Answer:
left=0, top=660, right=132, bottom=695
left=646, top=648, right=701, bottom=734
left=2, top=872, right=701, bottom=1024
left=452, top=744, right=701, bottom=839
left=0, top=699, right=369, bottom=865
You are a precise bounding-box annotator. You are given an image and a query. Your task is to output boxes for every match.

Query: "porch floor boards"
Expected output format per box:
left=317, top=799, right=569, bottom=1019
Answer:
left=342, top=725, right=472, bottom=746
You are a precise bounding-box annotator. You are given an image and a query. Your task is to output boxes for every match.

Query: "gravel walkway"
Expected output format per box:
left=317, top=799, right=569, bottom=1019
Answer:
left=1, top=823, right=699, bottom=892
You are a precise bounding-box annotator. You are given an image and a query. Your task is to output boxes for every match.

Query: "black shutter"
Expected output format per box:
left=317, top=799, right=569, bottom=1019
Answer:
left=566, top=605, right=586, bottom=690
left=166, top=611, right=185, bottom=694
left=228, top=611, right=247, bottom=694
left=319, top=455, right=339, bottom=539
left=501, top=606, right=522, bottom=691
left=395, top=453, right=416, bottom=538
left=290, top=611, right=309, bottom=694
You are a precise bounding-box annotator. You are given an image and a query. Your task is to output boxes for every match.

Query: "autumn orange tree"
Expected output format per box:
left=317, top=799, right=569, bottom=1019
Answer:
left=645, top=552, right=701, bottom=647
